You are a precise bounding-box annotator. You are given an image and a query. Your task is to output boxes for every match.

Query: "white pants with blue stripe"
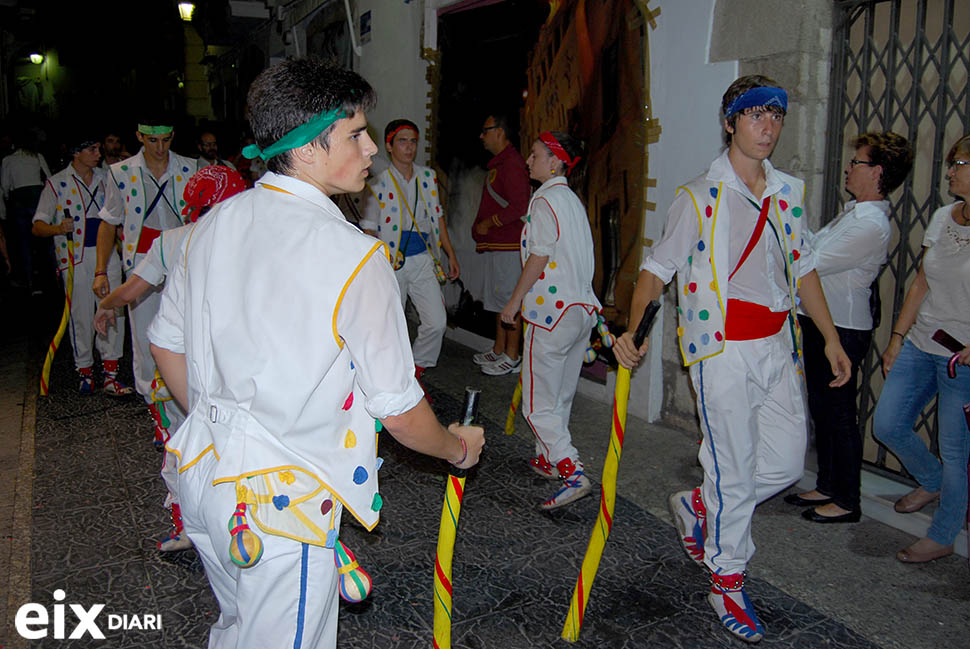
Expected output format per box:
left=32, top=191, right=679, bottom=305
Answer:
left=689, top=330, right=807, bottom=575
left=179, top=452, right=341, bottom=649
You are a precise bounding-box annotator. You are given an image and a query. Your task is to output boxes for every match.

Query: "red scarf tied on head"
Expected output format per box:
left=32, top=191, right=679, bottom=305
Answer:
left=538, top=131, right=581, bottom=176
left=181, top=165, right=247, bottom=222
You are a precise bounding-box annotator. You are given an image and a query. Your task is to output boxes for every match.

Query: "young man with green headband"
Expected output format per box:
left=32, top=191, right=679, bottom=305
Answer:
left=94, top=115, right=198, bottom=452
left=147, top=60, right=484, bottom=649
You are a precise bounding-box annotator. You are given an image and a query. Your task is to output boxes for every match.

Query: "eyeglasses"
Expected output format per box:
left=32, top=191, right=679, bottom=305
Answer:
left=948, top=160, right=970, bottom=169
left=481, top=125, right=499, bottom=135
left=849, top=159, right=878, bottom=167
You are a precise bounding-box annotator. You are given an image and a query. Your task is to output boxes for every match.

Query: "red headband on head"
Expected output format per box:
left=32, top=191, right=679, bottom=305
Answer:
left=385, top=125, right=417, bottom=145
left=539, top=131, right=581, bottom=176
left=181, top=165, right=247, bottom=222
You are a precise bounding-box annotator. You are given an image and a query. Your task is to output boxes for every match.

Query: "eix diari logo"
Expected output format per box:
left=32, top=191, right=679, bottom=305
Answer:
left=15, top=589, right=162, bottom=640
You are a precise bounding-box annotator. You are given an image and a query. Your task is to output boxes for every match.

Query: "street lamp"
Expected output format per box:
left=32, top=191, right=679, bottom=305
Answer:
left=29, top=53, right=44, bottom=64
left=178, top=2, right=195, bottom=21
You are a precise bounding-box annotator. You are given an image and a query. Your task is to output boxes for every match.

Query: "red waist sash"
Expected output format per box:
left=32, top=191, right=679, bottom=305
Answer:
left=724, top=299, right=788, bottom=341
left=136, top=226, right=162, bottom=254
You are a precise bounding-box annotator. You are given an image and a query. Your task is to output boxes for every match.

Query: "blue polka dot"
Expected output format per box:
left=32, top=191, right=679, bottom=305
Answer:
left=784, top=223, right=792, bottom=235
left=126, top=260, right=132, bottom=266
left=529, top=310, right=538, bottom=319
left=423, top=182, right=428, bottom=188
left=687, top=309, right=694, bottom=321
left=378, top=193, right=383, bottom=200
left=697, top=240, right=706, bottom=251
left=350, top=360, right=355, bottom=370
left=182, top=166, right=189, bottom=173
left=389, top=241, right=395, bottom=247
left=545, top=316, right=553, bottom=324
left=60, top=181, right=67, bottom=187
left=119, top=183, right=126, bottom=190
left=781, top=184, right=791, bottom=195
left=689, top=343, right=697, bottom=354
left=391, top=207, right=397, bottom=213
left=135, top=207, right=142, bottom=214
left=74, top=216, right=80, bottom=222
left=709, top=187, right=718, bottom=198
left=701, top=333, right=710, bottom=345
left=272, top=495, right=290, bottom=510
left=129, top=224, right=136, bottom=230
left=353, top=466, right=368, bottom=484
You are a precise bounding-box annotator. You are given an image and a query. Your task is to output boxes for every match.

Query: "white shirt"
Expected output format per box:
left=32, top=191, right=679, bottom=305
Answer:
left=132, top=222, right=193, bottom=286
left=802, top=200, right=890, bottom=330
left=644, top=151, right=815, bottom=312
left=908, top=203, right=970, bottom=356
left=148, top=172, right=424, bottom=531
left=1, top=149, right=51, bottom=198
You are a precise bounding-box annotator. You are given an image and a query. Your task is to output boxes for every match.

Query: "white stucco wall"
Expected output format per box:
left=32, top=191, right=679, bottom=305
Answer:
left=355, top=0, right=431, bottom=167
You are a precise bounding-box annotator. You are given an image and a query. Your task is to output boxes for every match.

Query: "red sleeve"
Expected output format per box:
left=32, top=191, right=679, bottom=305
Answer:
left=492, top=158, right=530, bottom=227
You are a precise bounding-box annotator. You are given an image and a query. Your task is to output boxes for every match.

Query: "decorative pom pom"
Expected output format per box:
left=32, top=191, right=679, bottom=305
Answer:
left=584, top=346, right=597, bottom=364
left=603, top=332, right=616, bottom=349
left=335, top=540, right=372, bottom=603
left=227, top=502, right=263, bottom=568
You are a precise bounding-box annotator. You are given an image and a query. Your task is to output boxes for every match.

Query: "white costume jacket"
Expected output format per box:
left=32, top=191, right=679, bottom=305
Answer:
left=34, top=165, right=109, bottom=268
left=149, top=173, right=424, bottom=545
left=359, top=164, right=443, bottom=263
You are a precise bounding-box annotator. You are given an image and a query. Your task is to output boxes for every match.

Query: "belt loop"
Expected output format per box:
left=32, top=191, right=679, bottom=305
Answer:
left=209, top=404, right=218, bottom=423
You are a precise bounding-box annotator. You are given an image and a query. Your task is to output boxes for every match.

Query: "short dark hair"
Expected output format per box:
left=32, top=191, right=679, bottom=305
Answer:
left=945, top=134, right=970, bottom=167
left=721, top=75, right=786, bottom=144
left=136, top=112, right=175, bottom=129
left=540, top=130, right=585, bottom=176
left=384, top=119, right=418, bottom=145
left=245, top=60, right=376, bottom=174
left=852, top=132, right=914, bottom=196
left=487, top=112, right=514, bottom=141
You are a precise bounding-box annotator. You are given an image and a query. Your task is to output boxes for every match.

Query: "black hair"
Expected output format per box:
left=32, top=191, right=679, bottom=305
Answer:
left=384, top=119, right=419, bottom=145
left=245, top=59, right=377, bottom=175
left=720, top=75, right=786, bottom=144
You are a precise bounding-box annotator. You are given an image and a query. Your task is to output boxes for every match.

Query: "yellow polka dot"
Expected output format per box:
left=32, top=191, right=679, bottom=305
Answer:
left=344, top=429, right=357, bottom=448
left=431, top=190, right=437, bottom=196
left=549, top=262, right=557, bottom=269
left=130, top=175, right=137, bottom=182
left=379, top=202, right=386, bottom=209
left=56, top=204, right=63, bottom=211
left=677, top=326, right=684, bottom=336
left=683, top=285, right=689, bottom=296
left=536, top=296, right=545, bottom=305
left=176, top=175, right=182, bottom=182
left=126, top=244, right=133, bottom=251
left=71, top=189, right=77, bottom=195
left=710, top=281, right=717, bottom=291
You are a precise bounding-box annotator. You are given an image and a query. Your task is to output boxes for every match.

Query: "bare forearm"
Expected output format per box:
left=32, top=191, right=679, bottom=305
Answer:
left=101, top=276, right=152, bottom=311
left=150, top=344, right=188, bottom=411
left=381, top=400, right=465, bottom=464
left=798, top=271, right=840, bottom=344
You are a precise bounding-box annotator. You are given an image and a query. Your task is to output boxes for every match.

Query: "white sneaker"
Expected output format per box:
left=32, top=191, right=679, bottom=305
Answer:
left=473, top=349, right=502, bottom=365
left=539, top=464, right=592, bottom=510
left=481, top=354, right=521, bottom=376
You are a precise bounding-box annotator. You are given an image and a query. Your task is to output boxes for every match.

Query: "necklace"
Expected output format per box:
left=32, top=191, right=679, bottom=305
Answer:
left=954, top=202, right=970, bottom=226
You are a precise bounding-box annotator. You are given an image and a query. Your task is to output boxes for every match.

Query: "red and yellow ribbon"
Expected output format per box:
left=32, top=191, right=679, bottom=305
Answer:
left=40, top=234, right=75, bottom=396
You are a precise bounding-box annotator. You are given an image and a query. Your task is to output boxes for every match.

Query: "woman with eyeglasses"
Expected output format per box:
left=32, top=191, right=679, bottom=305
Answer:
left=873, top=134, right=970, bottom=563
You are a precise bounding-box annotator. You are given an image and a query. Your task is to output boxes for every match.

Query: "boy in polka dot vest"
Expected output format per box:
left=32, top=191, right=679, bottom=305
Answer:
left=94, top=116, right=198, bottom=447
left=31, top=136, right=131, bottom=395
left=615, top=75, right=851, bottom=644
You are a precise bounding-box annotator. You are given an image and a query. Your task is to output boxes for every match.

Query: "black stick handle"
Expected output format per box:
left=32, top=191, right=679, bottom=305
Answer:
left=932, top=329, right=964, bottom=354
left=450, top=387, right=480, bottom=478
left=63, top=208, right=74, bottom=242
left=633, top=300, right=661, bottom=348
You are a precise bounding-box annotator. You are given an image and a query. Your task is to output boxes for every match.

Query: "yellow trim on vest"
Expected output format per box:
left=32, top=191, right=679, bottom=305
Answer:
left=332, top=240, right=388, bottom=348
left=174, top=444, right=219, bottom=474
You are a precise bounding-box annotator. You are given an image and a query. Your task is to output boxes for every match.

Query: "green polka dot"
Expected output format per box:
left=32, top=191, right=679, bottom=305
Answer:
left=698, top=310, right=709, bottom=321
left=548, top=286, right=557, bottom=293
left=424, top=170, right=431, bottom=177
left=179, top=199, right=185, bottom=206
left=371, top=493, right=383, bottom=511
left=121, top=165, right=128, bottom=171
left=789, top=252, right=795, bottom=263
left=392, top=225, right=398, bottom=231
left=791, top=207, right=802, bottom=218
left=688, top=255, right=693, bottom=265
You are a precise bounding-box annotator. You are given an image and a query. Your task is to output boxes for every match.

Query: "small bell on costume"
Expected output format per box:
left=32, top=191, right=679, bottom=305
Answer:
left=227, top=502, right=263, bottom=568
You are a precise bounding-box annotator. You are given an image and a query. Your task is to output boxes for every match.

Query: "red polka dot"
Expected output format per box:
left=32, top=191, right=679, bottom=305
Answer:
left=65, top=200, right=72, bottom=205
left=714, top=331, right=723, bottom=341
left=60, top=257, right=67, bottom=264
left=388, top=193, right=394, bottom=200
left=342, top=392, right=353, bottom=410
left=792, top=250, right=800, bottom=260
left=688, top=282, right=697, bottom=293
left=779, top=200, right=789, bottom=211
left=539, top=272, right=545, bottom=280
left=705, top=206, right=712, bottom=217
left=76, top=229, right=82, bottom=235
left=385, top=217, right=391, bottom=223
left=555, top=300, right=564, bottom=309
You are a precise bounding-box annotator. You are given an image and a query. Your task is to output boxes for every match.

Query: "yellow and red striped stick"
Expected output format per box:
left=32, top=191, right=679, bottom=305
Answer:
left=40, top=222, right=76, bottom=396
left=433, top=387, right=480, bottom=649
left=561, top=301, right=660, bottom=642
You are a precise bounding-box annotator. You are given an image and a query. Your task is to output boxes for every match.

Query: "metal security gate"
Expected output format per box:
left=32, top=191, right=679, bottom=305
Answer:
left=824, top=0, right=970, bottom=478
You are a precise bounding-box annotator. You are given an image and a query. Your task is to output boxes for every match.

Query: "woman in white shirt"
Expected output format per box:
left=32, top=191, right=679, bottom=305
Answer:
left=786, top=132, right=913, bottom=524
left=873, top=134, right=970, bottom=563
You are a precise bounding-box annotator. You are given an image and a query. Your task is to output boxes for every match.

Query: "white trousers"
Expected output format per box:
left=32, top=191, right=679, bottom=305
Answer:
left=180, top=452, right=341, bottom=649
left=522, top=307, right=596, bottom=464
left=126, top=264, right=164, bottom=401
left=63, top=249, right=124, bottom=369
left=689, top=330, right=807, bottom=575
left=395, top=251, right=446, bottom=369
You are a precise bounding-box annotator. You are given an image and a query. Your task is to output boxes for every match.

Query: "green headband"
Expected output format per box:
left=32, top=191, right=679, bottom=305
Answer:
left=137, top=124, right=173, bottom=135
left=243, top=107, right=347, bottom=162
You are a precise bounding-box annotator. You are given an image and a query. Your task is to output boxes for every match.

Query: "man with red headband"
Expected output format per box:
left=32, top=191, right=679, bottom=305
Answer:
left=31, top=135, right=131, bottom=395
left=94, top=165, right=247, bottom=552
left=501, top=130, right=600, bottom=509
left=614, top=75, right=851, bottom=643
left=472, top=112, right=531, bottom=375
left=359, top=119, right=460, bottom=391
left=94, top=115, right=198, bottom=448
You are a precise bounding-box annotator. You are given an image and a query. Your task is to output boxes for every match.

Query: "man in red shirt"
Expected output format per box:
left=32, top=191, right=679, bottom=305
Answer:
left=471, top=113, right=531, bottom=375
